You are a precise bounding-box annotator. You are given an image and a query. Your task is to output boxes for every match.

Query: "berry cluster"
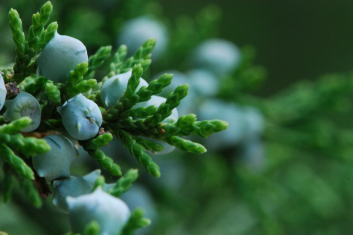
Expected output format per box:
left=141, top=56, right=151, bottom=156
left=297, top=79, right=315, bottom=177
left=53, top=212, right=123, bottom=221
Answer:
left=0, top=2, right=228, bottom=234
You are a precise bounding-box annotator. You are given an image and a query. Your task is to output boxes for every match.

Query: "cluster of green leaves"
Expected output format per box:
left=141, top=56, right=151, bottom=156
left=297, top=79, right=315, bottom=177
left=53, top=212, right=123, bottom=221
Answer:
left=0, top=117, right=50, bottom=207
left=8, top=1, right=57, bottom=84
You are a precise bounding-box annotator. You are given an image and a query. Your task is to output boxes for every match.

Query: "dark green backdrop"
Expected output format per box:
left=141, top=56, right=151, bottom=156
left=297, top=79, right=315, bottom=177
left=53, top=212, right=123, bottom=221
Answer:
left=160, top=0, right=353, bottom=96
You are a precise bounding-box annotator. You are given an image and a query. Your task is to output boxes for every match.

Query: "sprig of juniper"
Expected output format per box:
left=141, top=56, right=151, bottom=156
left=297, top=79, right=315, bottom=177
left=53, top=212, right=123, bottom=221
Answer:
left=120, top=209, right=151, bottom=235
left=1, top=4, right=230, bottom=225
left=8, top=1, right=57, bottom=84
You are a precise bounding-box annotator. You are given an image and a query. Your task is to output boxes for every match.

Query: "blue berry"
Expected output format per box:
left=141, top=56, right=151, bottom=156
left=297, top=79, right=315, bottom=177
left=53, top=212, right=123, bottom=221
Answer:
left=243, top=106, right=264, bottom=139
left=186, top=69, right=219, bottom=97
left=100, top=70, right=148, bottom=109
left=3, top=91, right=41, bottom=132
left=57, top=94, right=102, bottom=140
left=53, top=175, right=91, bottom=213
left=118, top=16, right=168, bottom=60
left=191, top=39, right=241, bottom=76
left=0, top=74, right=6, bottom=111
left=37, top=32, right=88, bottom=83
left=198, top=99, right=247, bottom=150
left=67, top=187, right=130, bottom=235
left=82, top=169, right=115, bottom=192
left=32, top=134, right=79, bottom=181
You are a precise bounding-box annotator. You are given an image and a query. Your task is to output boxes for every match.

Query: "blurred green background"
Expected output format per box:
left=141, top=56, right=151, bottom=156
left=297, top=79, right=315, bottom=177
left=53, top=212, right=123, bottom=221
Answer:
left=160, top=0, right=353, bottom=95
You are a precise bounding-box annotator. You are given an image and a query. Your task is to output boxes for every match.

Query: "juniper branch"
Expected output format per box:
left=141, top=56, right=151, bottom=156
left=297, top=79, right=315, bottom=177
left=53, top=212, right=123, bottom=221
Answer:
left=109, top=169, right=138, bottom=197
left=88, top=150, right=122, bottom=176
left=120, top=209, right=151, bottom=235
left=7, top=134, right=51, bottom=157
left=83, top=221, right=101, bottom=235
left=0, top=144, right=34, bottom=180
left=163, top=114, right=228, bottom=137
left=22, top=76, right=47, bottom=94
left=86, top=46, right=112, bottom=77
left=45, top=82, right=61, bottom=104
left=92, top=176, right=105, bottom=192
left=135, top=73, right=173, bottom=102
left=117, top=130, right=160, bottom=177
left=1, top=168, right=15, bottom=204
left=64, top=62, right=89, bottom=97
left=107, top=45, right=128, bottom=79
left=134, top=137, right=163, bottom=152
left=80, top=133, right=113, bottom=150
left=19, top=177, right=42, bottom=208
left=27, top=1, right=53, bottom=50
left=0, top=117, right=32, bottom=134
left=121, top=39, right=156, bottom=71
left=124, top=105, right=158, bottom=119
left=144, top=84, right=188, bottom=125
left=106, top=73, right=172, bottom=121
left=164, top=136, right=206, bottom=154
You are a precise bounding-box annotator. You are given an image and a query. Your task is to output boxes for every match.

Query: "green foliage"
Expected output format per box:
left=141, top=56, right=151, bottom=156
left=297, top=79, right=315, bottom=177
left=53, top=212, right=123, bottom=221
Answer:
left=163, top=114, right=228, bottom=138
left=45, top=82, right=61, bottom=104
left=92, top=176, right=105, bottom=192
left=107, top=39, right=155, bottom=79
left=109, top=169, right=139, bottom=197
left=164, top=136, right=206, bottom=154
left=19, top=177, right=42, bottom=208
left=83, top=221, right=101, bottom=235
left=117, top=129, right=160, bottom=177
left=120, top=209, right=151, bottom=235
left=88, top=149, right=122, bottom=176
left=86, top=46, right=112, bottom=78
left=1, top=170, right=15, bottom=204
left=0, top=143, right=34, bottom=180
left=8, top=1, right=57, bottom=84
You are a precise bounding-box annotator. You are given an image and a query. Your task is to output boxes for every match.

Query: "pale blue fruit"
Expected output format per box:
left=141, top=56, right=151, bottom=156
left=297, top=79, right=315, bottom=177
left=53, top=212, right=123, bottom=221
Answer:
left=118, top=16, right=168, bottom=60
left=3, top=91, right=41, bottom=132
left=81, top=169, right=101, bottom=188
left=37, top=32, right=88, bottom=83
left=82, top=169, right=115, bottom=192
left=191, top=39, right=241, bottom=76
left=58, top=94, right=102, bottom=140
left=133, top=95, right=178, bottom=124
left=120, top=184, right=157, bottom=235
left=100, top=70, right=148, bottom=109
left=32, top=134, right=79, bottom=181
left=186, top=69, right=219, bottom=97
left=243, top=106, right=264, bottom=139
left=198, top=99, right=247, bottom=150
left=67, top=187, right=130, bottom=235
left=53, top=175, right=91, bottom=213
left=0, top=74, right=6, bottom=111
